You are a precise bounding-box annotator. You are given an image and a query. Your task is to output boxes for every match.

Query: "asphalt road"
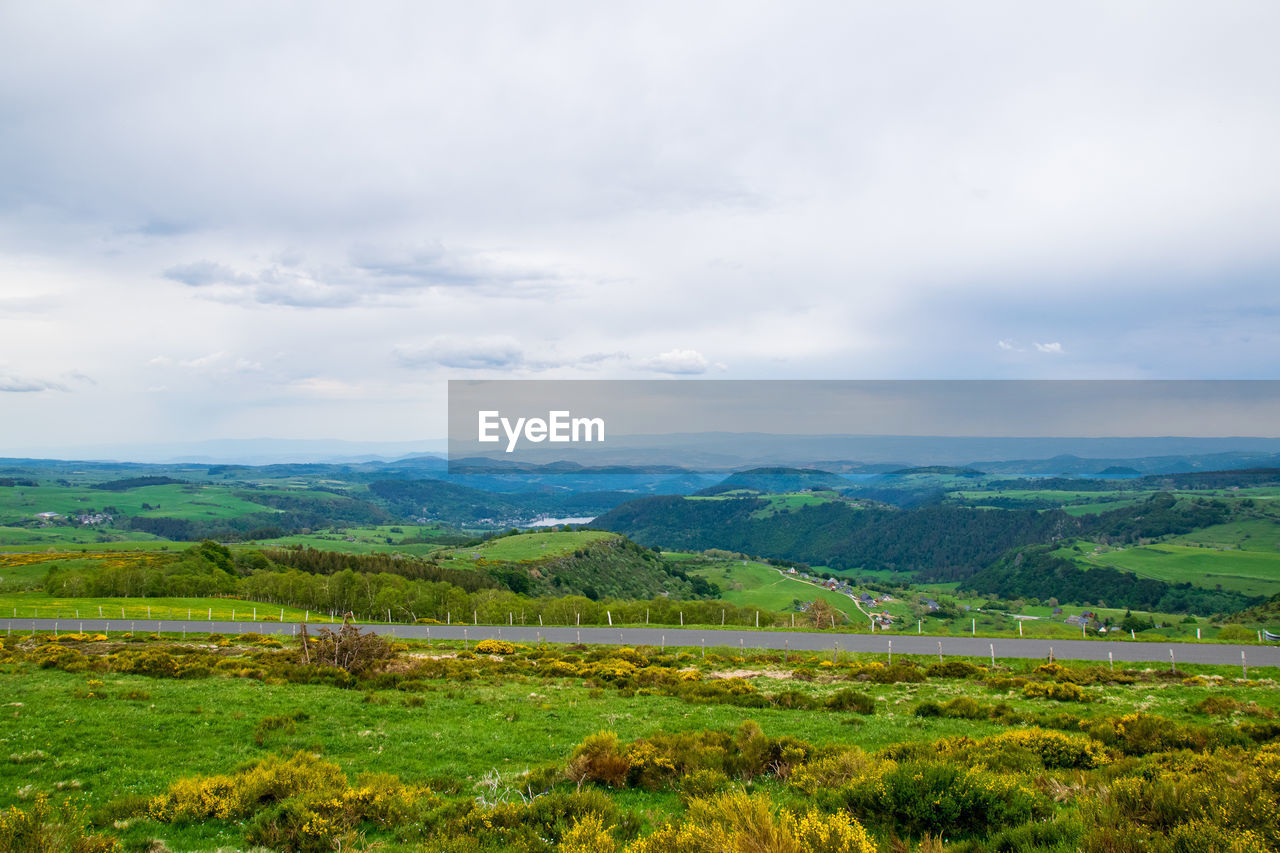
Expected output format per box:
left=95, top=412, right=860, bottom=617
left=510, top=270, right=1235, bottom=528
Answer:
left=6, top=618, right=1278, bottom=667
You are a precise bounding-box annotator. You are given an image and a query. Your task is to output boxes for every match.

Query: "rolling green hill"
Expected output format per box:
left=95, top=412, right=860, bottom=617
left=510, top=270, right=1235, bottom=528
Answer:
left=1072, top=543, right=1280, bottom=598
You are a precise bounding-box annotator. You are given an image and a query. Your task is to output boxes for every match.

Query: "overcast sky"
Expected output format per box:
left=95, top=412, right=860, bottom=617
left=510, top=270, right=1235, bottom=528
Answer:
left=2, top=2, right=1279, bottom=453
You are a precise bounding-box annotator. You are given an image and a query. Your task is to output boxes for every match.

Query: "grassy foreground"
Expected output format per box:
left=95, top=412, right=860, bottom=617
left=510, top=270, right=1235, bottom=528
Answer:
left=1, top=628, right=1279, bottom=852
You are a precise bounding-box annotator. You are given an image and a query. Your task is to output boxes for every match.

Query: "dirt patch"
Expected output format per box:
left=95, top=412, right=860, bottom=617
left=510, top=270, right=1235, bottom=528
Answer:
left=710, top=668, right=793, bottom=680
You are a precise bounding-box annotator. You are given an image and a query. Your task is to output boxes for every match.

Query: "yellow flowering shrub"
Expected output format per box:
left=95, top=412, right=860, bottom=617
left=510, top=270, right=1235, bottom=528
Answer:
left=0, top=794, right=119, bottom=853
left=975, top=728, right=1109, bottom=770
left=1023, top=681, right=1089, bottom=702
left=561, top=813, right=618, bottom=853
left=625, top=791, right=873, bottom=853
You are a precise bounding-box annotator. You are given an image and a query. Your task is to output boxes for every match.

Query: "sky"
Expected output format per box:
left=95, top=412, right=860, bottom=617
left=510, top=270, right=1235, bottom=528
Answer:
left=2, top=2, right=1279, bottom=455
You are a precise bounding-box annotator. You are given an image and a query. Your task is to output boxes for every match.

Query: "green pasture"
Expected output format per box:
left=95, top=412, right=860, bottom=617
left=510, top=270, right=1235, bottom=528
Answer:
left=2, top=635, right=1278, bottom=851
left=441, top=530, right=618, bottom=563
left=245, top=525, right=450, bottom=556
left=1074, top=543, right=1280, bottom=598
left=0, top=592, right=316, bottom=624
left=1170, top=518, right=1280, bottom=552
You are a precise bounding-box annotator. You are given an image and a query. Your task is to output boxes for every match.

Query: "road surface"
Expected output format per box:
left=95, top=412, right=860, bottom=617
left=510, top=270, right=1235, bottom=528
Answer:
left=5, top=618, right=1277, bottom=667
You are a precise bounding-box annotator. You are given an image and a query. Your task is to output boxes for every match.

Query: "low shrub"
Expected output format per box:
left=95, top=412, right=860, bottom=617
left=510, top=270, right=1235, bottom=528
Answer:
left=824, top=689, right=875, bottom=715
left=626, top=791, right=874, bottom=853
left=1023, top=682, right=1089, bottom=703
left=0, top=795, right=119, bottom=853
left=926, top=660, right=983, bottom=679
left=567, top=732, right=630, bottom=789
left=833, top=760, right=1048, bottom=839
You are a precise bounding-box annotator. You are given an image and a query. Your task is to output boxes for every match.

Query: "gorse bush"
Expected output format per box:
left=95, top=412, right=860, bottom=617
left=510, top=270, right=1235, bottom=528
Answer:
left=0, top=796, right=118, bottom=853
left=832, top=760, right=1048, bottom=839
left=973, top=728, right=1109, bottom=770
left=1078, top=745, right=1280, bottom=852
left=146, top=752, right=430, bottom=852
left=626, top=791, right=874, bottom=853
left=1023, top=681, right=1089, bottom=702
left=474, top=638, right=517, bottom=655
left=568, top=732, right=631, bottom=789
left=564, top=723, right=819, bottom=793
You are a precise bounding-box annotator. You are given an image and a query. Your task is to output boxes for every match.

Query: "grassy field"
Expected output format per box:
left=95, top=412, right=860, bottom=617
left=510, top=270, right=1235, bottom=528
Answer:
left=0, top=483, right=273, bottom=523
left=951, top=488, right=1134, bottom=504
left=246, top=525, right=453, bottom=556
left=1, top=633, right=1278, bottom=851
left=1074, top=543, right=1280, bottom=598
left=440, top=530, right=618, bottom=564
left=686, top=560, right=871, bottom=624
left=1171, top=518, right=1280, bottom=552
left=0, top=592, right=316, bottom=623
left=0, top=552, right=177, bottom=591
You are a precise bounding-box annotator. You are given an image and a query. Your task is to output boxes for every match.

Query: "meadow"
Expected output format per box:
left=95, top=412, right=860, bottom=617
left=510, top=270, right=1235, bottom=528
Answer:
left=1072, top=542, right=1280, bottom=598
left=1, top=629, right=1278, bottom=852
left=0, top=484, right=271, bottom=523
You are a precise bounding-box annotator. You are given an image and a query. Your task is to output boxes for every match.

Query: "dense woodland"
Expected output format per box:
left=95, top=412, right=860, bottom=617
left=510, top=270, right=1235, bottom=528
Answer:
left=595, top=497, right=1083, bottom=579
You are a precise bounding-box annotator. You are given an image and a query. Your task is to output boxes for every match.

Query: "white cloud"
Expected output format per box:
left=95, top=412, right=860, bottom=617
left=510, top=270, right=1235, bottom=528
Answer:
left=179, top=352, right=227, bottom=369
left=1, top=3, right=1278, bottom=447
left=395, top=336, right=526, bottom=371
left=643, top=349, right=713, bottom=375
left=0, top=375, right=66, bottom=393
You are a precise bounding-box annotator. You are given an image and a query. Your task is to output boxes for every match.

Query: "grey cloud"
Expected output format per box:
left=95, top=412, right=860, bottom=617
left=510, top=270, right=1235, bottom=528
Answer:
left=395, top=336, right=526, bottom=370
left=163, top=261, right=251, bottom=287
left=0, top=375, right=67, bottom=392
left=395, top=340, right=630, bottom=372
left=162, top=259, right=358, bottom=308
left=350, top=243, right=570, bottom=297
left=163, top=244, right=569, bottom=310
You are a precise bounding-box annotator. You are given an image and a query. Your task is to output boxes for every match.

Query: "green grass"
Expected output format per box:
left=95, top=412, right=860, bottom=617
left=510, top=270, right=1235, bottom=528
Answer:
left=688, top=560, right=895, bottom=626
left=951, top=489, right=1134, bottom=504
left=1060, top=497, right=1146, bottom=516
left=245, top=525, right=450, bottom=556
left=0, top=592, right=316, bottom=623
left=748, top=493, right=836, bottom=517
left=1, top=637, right=1278, bottom=851
left=0, top=483, right=272, bottom=523
left=1170, top=518, right=1280, bottom=552
left=1074, top=543, right=1280, bottom=598
left=442, top=530, right=618, bottom=563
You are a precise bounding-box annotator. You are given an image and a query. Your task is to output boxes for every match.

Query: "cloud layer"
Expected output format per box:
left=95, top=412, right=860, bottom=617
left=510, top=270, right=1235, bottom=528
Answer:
left=1, top=2, right=1279, bottom=448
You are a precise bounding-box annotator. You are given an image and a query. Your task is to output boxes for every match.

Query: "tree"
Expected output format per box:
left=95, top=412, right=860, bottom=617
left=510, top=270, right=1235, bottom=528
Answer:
left=299, top=615, right=392, bottom=675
